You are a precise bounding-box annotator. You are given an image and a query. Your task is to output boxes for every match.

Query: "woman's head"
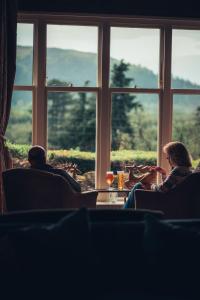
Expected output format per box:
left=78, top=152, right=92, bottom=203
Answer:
left=163, top=141, right=192, bottom=168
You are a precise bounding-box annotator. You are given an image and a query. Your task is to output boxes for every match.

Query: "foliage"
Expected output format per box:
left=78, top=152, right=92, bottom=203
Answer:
left=7, top=141, right=200, bottom=176
left=48, top=79, right=96, bottom=151
left=7, top=141, right=157, bottom=172
left=7, top=142, right=30, bottom=158
left=111, top=59, right=142, bottom=150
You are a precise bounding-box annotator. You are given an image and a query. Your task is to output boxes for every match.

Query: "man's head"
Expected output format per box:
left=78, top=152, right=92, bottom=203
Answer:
left=28, top=145, right=46, bottom=167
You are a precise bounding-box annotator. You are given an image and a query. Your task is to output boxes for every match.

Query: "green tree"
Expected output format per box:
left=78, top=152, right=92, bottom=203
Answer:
left=111, top=59, right=142, bottom=150
left=63, top=81, right=96, bottom=151
left=48, top=79, right=72, bottom=148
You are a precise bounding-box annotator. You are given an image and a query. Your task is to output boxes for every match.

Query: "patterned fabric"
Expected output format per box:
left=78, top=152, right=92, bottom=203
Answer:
left=151, top=166, right=192, bottom=193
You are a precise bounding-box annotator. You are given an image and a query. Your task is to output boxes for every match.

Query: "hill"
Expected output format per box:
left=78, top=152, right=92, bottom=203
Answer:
left=14, top=46, right=200, bottom=111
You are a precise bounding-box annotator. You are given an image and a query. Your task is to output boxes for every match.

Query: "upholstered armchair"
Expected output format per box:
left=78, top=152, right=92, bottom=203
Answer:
left=135, top=172, right=200, bottom=219
left=2, top=168, right=97, bottom=211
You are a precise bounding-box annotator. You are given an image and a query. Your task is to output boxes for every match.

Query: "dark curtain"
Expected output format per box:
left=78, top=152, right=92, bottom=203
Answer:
left=0, top=0, right=17, bottom=212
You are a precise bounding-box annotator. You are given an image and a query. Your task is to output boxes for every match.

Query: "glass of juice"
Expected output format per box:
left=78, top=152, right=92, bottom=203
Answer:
left=106, top=171, right=114, bottom=190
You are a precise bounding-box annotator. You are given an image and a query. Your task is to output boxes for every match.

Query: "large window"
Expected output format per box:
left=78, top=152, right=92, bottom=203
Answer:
left=9, top=14, right=200, bottom=190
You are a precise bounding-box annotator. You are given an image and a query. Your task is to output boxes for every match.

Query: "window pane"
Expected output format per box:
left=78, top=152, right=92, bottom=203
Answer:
left=6, top=91, right=32, bottom=144
left=15, top=23, right=34, bottom=85
left=47, top=25, right=98, bottom=87
left=172, top=29, right=200, bottom=88
left=110, top=27, right=160, bottom=88
left=172, top=95, right=200, bottom=159
left=47, top=92, right=96, bottom=190
left=111, top=93, right=158, bottom=167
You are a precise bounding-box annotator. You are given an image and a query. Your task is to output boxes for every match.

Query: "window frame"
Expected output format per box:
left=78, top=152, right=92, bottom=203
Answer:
left=14, top=13, right=200, bottom=188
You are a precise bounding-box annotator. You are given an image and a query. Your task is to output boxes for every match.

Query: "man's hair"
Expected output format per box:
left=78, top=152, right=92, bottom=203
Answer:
left=28, top=145, right=46, bottom=165
left=163, top=141, right=192, bottom=167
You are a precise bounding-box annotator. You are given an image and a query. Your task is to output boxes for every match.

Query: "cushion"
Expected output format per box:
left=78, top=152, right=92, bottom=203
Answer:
left=144, top=214, right=200, bottom=298
left=0, top=208, right=97, bottom=299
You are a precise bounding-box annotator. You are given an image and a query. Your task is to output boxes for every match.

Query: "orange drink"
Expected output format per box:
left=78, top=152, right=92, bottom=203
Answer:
left=106, top=171, right=114, bottom=189
left=117, top=171, right=124, bottom=190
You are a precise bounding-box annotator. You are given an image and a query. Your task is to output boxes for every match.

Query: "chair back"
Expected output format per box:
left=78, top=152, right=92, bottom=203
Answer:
left=2, top=168, right=77, bottom=211
left=135, top=172, right=200, bottom=219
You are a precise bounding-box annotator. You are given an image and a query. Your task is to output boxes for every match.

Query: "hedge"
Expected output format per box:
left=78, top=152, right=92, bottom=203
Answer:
left=7, top=142, right=200, bottom=174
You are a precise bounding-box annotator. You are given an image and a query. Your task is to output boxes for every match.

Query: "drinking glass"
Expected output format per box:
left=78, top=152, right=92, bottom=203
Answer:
left=117, top=171, right=125, bottom=190
left=106, top=171, right=114, bottom=190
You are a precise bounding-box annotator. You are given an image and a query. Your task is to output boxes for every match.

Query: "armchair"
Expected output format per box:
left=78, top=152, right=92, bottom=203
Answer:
left=2, top=168, right=97, bottom=211
left=135, top=172, right=200, bottom=219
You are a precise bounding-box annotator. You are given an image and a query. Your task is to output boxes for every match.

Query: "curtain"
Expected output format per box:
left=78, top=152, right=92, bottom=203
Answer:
left=0, top=0, right=17, bottom=212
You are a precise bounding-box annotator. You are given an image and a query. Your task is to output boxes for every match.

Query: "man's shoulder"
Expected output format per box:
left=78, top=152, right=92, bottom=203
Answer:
left=49, top=167, right=69, bottom=177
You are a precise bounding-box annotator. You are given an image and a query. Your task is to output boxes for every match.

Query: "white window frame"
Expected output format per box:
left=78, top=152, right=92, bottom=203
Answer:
left=14, top=13, right=200, bottom=188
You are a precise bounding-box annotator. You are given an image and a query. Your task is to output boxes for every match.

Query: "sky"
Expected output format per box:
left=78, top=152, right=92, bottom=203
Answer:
left=17, top=23, right=200, bottom=85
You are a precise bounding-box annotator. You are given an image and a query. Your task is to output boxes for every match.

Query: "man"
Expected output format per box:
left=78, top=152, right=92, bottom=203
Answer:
left=28, top=145, right=81, bottom=192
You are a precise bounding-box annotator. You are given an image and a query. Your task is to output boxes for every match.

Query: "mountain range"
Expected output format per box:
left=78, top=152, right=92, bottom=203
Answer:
left=14, top=46, right=200, bottom=112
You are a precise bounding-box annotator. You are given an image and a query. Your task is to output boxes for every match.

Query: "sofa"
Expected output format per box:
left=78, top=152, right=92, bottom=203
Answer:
left=0, top=208, right=200, bottom=300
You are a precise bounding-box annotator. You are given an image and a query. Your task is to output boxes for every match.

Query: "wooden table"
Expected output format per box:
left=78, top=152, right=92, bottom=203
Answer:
left=96, top=200, right=125, bottom=209
left=95, top=188, right=131, bottom=206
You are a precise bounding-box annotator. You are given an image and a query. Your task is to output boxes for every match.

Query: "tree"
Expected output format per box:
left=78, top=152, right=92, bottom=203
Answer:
left=48, top=79, right=72, bottom=148
left=63, top=81, right=96, bottom=151
left=111, top=59, right=142, bottom=150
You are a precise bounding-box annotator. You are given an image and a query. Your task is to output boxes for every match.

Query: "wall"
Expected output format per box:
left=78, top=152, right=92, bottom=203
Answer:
left=17, top=0, right=200, bottom=19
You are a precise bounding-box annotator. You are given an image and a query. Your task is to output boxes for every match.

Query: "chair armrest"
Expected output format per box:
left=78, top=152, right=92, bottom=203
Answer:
left=135, top=189, right=166, bottom=211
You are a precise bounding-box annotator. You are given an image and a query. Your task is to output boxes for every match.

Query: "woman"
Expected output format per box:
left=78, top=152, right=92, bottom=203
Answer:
left=124, top=141, right=193, bottom=208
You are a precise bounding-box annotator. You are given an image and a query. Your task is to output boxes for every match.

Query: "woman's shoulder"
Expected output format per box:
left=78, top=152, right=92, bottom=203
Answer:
left=171, top=166, right=192, bottom=176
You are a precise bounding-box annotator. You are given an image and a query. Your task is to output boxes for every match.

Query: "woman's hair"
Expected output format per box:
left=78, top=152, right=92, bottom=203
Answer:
left=163, top=141, right=192, bottom=167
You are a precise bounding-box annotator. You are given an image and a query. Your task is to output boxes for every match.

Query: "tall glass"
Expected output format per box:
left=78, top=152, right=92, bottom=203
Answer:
left=117, top=171, right=125, bottom=190
left=106, top=171, right=114, bottom=190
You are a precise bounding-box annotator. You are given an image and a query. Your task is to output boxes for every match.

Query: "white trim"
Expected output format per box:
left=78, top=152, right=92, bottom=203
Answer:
left=110, top=88, right=160, bottom=94
left=159, top=26, right=173, bottom=173
left=33, top=20, right=47, bottom=149
left=46, top=86, right=99, bottom=92
left=96, top=22, right=111, bottom=189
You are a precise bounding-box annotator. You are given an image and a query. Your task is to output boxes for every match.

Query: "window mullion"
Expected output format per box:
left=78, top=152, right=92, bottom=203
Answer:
left=159, top=26, right=172, bottom=172
left=96, top=23, right=111, bottom=189
left=33, top=20, right=47, bottom=149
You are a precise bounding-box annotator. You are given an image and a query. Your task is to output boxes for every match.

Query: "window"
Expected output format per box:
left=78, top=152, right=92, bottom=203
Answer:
left=6, top=91, right=32, bottom=144
left=172, top=29, right=200, bottom=88
left=6, top=23, right=33, bottom=146
left=111, top=93, right=158, bottom=152
left=15, top=23, right=34, bottom=86
left=173, top=95, right=200, bottom=159
left=46, top=25, right=98, bottom=87
left=9, top=14, right=200, bottom=191
left=171, top=29, right=200, bottom=162
left=110, top=27, right=160, bottom=88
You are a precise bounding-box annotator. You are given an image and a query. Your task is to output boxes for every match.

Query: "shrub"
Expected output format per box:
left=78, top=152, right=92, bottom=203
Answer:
left=7, top=142, right=199, bottom=173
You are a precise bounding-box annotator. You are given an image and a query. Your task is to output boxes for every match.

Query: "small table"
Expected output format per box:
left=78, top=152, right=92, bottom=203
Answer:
left=95, top=188, right=131, bottom=205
